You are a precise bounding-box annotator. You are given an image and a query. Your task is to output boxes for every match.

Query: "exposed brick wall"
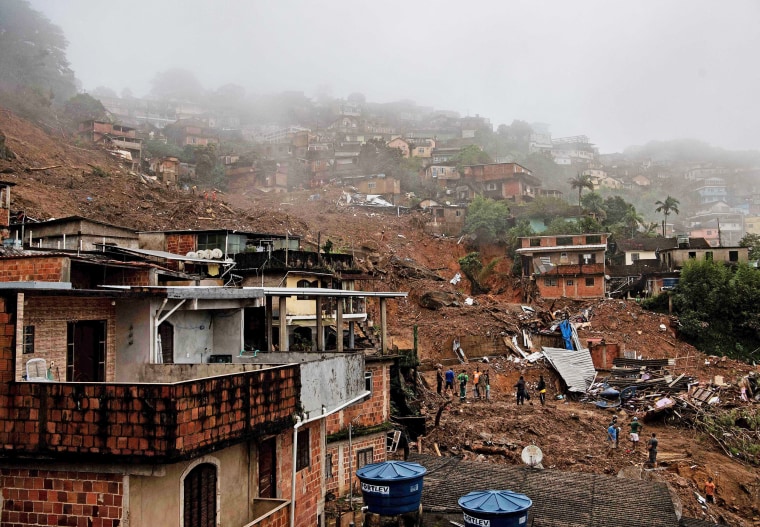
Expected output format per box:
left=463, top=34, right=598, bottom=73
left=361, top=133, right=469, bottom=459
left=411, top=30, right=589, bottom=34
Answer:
left=15, top=296, right=116, bottom=382
left=165, top=234, right=196, bottom=256
left=280, top=421, right=322, bottom=527
left=1, top=292, right=300, bottom=466
left=0, top=468, right=123, bottom=527
left=328, top=362, right=389, bottom=432
left=0, top=257, right=65, bottom=282
left=325, top=433, right=386, bottom=497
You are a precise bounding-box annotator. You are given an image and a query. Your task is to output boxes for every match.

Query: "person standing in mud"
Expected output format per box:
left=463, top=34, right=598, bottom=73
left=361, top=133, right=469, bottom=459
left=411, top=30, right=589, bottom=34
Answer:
left=536, top=375, right=547, bottom=406
left=514, top=376, right=526, bottom=405
left=483, top=369, right=491, bottom=401
left=436, top=367, right=444, bottom=395
left=457, top=369, right=469, bottom=402
left=647, top=433, right=658, bottom=466
left=445, top=367, right=455, bottom=394
left=472, top=367, right=482, bottom=399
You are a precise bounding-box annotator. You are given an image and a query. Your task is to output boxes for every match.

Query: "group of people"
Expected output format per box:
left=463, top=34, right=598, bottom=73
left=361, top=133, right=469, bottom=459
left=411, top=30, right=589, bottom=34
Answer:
left=513, top=375, right=547, bottom=406
left=437, top=366, right=490, bottom=402
left=606, top=415, right=657, bottom=466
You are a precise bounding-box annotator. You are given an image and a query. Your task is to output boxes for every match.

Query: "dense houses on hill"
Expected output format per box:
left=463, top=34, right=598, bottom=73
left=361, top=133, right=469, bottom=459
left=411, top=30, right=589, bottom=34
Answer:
left=84, top=92, right=760, bottom=263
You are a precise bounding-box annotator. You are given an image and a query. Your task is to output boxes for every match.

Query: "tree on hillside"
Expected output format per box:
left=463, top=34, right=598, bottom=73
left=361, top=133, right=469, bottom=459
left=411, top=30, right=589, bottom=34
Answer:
left=454, top=144, right=492, bottom=170
left=739, top=233, right=760, bottom=261
left=654, top=195, right=680, bottom=237
left=463, top=195, right=510, bottom=243
left=569, top=173, right=594, bottom=211
left=602, top=196, right=630, bottom=226
left=150, top=68, right=204, bottom=102
left=0, top=0, right=77, bottom=116
left=63, top=93, right=108, bottom=125
left=581, top=192, right=606, bottom=222
left=622, top=205, right=644, bottom=238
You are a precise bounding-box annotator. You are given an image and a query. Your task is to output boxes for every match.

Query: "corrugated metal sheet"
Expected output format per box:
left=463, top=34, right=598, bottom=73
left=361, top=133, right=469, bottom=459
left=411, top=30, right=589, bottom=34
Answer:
left=542, top=346, right=597, bottom=393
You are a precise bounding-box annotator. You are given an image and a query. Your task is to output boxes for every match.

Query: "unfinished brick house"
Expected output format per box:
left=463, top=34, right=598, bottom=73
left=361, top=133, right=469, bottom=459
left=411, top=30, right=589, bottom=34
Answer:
left=459, top=162, right=542, bottom=204
left=516, top=233, right=608, bottom=299
left=0, top=245, right=406, bottom=526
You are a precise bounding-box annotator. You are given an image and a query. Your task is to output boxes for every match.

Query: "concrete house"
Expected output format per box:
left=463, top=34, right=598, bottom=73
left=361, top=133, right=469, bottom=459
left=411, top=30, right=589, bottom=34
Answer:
left=461, top=162, right=542, bottom=204
left=78, top=120, right=142, bottom=169
left=387, top=138, right=410, bottom=158
left=150, top=156, right=180, bottom=185
left=9, top=216, right=139, bottom=252
left=0, top=239, right=406, bottom=527
left=516, top=233, right=608, bottom=299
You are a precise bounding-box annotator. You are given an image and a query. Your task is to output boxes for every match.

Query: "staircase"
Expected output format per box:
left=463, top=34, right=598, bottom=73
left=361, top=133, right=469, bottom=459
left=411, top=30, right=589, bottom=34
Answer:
left=356, top=319, right=380, bottom=350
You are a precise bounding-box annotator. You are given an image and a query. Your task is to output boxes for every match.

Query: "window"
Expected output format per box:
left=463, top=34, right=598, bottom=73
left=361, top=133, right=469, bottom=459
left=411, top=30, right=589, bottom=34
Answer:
left=729, top=251, right=738, bottom=262
left=530, top=238, right=541, bottom=247
left=688, top=252, right=697, bottom=259
left=183, top=463, right=217, bottom=527
left=586, top=235, right=602, bottom=244
left=296, top=429, right=310, bottom=471
left=485, top=182, right=497, bottom=191
left=197, top=233, right=226, bottom=252
left=357, top=447, right=374, bottom=469
left=544, top=278, right=558, bottom=287
left=22, top=325, right=35, bottom=354
left=367, top=182, right=376, bottom=190
left=365, top=370, right=373, bottom=394
left=631, top=253, right=640, bottom=261
left=455, top=210, right=461, bottom=217
left=556, top=236, right=573, bottom=246
left=585, top=277, right=595, bottom=287
left=566, top=279, right=574, bottom=286
left=325, top=452, right=333, bottom=479
left=580, top=253, right=596, bottom=265
left=705, top=252, right=713, bottom=261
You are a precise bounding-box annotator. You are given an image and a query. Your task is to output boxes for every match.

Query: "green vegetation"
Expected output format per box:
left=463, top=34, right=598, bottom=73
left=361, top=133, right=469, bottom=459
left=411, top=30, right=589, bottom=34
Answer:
left=670, top=259, right=760, bottom=360
left=654, top=195, right=680, bottom=236
left=740, top=233, right=760, bottom=261
left=462, top=195, right=510, bottom=243
left=0, top=0, right=77, bottom=120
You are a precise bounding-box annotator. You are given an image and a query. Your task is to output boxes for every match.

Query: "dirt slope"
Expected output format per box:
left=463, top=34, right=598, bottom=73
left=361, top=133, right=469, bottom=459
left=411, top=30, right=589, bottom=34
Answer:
left=2, top=109, right=758, bottom=526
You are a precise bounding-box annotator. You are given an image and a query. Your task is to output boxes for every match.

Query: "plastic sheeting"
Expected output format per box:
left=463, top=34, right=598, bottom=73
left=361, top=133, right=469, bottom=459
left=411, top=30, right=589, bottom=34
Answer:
left=542, top=346, right=596, bottom=393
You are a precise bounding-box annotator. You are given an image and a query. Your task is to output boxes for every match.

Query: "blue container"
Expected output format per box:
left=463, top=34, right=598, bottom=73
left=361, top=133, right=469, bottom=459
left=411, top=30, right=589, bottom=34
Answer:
left=356, top=461, right=426, bottom=515
left=458, top=490, right=532, bottom=527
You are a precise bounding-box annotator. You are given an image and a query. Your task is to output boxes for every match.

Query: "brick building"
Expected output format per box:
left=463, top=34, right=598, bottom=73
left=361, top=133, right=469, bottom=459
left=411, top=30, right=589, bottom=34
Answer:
left=460, top=162, right=542, bottom=204
left=0, top=247, right=406, bottom=526
left=516, top=233, right=608, bottom=299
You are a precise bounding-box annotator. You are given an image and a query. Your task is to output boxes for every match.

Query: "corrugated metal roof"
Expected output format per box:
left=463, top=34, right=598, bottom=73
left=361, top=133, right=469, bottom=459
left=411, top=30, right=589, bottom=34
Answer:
left=541, top=346, right=597, bottom=393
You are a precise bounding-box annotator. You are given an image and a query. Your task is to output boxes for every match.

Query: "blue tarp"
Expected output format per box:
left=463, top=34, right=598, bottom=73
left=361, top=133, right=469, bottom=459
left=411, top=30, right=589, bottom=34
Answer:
left=559, top=319, right=574, bottom=350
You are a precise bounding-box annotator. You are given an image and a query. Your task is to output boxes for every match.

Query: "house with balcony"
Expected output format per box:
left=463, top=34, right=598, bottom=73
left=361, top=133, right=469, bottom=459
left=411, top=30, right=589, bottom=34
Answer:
left=460, top=162, right=541, bottom=204
left=0, top=240, right=406, bottom=527
left=78, top=120, right=142, bottom=169
left=515, top=233, right=608, bottom=299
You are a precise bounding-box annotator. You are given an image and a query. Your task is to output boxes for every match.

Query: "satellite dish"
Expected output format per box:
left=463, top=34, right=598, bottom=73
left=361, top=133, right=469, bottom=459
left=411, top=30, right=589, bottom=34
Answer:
left=521, top=445, right=543, bottom=468
left=186, top=251, right=198, bottom=258
left=198, top=249, right=210, bottom=259
left=211, top=248, right=223, bottom=259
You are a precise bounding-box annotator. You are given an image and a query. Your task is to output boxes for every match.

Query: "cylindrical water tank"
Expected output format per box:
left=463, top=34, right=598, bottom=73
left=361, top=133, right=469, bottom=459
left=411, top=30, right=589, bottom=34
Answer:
left=458, top=490, right=532, bottom=527
left=356, top=461, right=426, bottom=515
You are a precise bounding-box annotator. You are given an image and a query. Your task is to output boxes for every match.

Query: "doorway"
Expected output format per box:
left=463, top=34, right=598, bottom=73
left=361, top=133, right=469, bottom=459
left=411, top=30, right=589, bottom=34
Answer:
left=258, top=437, right=277, bottom=498
left=66, top=320, right=106, bottom=382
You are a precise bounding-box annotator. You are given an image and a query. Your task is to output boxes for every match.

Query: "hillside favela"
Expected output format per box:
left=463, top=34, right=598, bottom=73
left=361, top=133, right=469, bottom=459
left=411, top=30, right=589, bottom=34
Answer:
left=0, top=1, right=758, bottom=527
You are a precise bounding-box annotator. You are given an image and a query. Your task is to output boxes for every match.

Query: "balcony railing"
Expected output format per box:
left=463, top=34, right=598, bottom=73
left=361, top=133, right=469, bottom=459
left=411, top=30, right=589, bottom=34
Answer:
left=234, top=249, right=355, bottom=272
left=0, top=365, right=299, bottom=463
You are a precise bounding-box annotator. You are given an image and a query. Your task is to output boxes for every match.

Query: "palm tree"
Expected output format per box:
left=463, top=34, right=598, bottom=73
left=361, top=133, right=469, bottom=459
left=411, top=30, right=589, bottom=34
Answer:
left=622, top=205, right=644, bottom=238
left=570, top=173, right=594, bottom=211
left=654, top=196, right=680, bottom=237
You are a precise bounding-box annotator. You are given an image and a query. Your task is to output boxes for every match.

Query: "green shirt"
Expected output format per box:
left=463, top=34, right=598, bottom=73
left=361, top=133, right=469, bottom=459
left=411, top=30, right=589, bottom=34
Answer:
left=457, top=373, right=468, bottom=385
left=630, top=421, right=643, bottom=434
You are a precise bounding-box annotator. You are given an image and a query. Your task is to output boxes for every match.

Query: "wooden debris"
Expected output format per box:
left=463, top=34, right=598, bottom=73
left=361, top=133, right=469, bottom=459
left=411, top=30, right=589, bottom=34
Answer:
left=28, top=165, right=62, bottom=171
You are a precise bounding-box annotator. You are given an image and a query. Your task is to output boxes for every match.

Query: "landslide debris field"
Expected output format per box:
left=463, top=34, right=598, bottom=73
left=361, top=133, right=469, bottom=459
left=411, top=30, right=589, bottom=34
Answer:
left=1, top=110, right=759, bottom=527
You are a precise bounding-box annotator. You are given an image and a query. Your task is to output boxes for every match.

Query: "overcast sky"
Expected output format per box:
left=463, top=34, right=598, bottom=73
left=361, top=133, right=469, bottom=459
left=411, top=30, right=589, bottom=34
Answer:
left=28, top=0, right=760, bottom=153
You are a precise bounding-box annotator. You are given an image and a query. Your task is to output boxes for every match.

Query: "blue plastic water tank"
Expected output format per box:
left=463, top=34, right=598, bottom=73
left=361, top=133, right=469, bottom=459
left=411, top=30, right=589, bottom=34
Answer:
left=458, top=490, right=532, bottom=527
left=356, top=461, right=426, bottom=515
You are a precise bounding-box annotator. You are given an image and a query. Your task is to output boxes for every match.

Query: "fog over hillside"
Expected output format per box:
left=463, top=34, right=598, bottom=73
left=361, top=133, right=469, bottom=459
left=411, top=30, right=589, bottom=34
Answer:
left=27, top=0, right=760, bottom=154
